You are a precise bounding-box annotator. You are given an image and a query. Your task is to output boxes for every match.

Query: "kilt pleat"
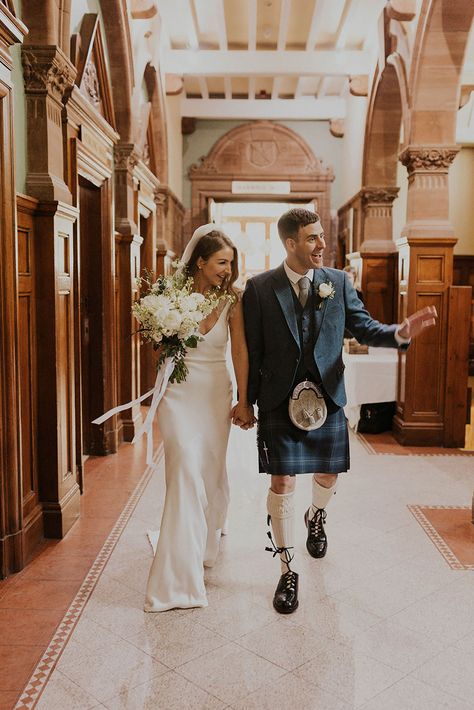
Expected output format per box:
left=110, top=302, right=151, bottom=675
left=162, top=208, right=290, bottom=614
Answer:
left=257, top=399, right=349, bottom=474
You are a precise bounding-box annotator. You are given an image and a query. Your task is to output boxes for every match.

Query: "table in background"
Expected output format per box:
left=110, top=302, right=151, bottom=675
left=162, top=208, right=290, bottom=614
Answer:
left=342, top=347, right=398, bottom=429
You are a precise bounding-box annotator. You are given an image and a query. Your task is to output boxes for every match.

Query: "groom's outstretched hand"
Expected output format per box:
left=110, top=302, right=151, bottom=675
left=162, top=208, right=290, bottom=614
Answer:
left=398, top=305, right=438, bottom=340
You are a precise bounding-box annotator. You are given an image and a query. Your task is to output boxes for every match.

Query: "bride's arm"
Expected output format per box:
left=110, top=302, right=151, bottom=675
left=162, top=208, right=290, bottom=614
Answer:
left=229, top=299, right=255, bottom=428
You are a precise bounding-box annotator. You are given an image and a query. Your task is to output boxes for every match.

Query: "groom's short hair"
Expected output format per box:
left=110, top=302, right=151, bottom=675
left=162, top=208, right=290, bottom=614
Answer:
left=277, top=208, right=321, bottom=244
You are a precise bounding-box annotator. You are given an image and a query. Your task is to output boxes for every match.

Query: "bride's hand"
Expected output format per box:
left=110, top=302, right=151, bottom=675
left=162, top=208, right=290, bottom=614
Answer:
left=231, top=402, right=256, bottom=430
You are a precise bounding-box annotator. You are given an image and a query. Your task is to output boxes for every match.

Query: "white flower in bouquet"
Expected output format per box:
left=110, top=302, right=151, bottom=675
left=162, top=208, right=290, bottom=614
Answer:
left=132, top=269, right=225, bottom=383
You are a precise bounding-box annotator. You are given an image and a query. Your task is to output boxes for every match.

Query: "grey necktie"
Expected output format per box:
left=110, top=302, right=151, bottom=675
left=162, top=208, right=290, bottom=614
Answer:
left=298, top=276, right=311, bottom=307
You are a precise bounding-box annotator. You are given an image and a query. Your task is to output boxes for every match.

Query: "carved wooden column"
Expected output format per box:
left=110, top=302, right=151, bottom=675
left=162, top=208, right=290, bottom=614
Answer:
left=22, top=45, right=81, bottom=537
left=394, top=145, right=460, bottom=446
left=359, top=186, right=399, bottom=323
left=0, top=3, right=27, bottom=577
left=114, top=143, right=142, bottom=440
left=154, top=185, right=169, bottom=277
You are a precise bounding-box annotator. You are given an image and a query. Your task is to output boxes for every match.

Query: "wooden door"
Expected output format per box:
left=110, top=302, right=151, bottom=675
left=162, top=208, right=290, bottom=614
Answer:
left=78, top=177, right=103, bottom=455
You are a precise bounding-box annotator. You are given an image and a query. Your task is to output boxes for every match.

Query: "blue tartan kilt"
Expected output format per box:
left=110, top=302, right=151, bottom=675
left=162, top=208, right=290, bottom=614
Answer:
left=257, top=397, right=350, bottom=475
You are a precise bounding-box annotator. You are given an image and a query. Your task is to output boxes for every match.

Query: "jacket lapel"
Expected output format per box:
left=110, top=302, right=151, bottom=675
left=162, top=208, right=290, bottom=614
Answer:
left=272, top=264, right=300, bottom=349
left=313, top=267, right=326, bottom=338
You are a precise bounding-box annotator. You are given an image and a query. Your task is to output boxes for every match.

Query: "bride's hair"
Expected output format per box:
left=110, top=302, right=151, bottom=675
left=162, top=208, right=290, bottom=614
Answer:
left=185, top=230, right=239, bottom=296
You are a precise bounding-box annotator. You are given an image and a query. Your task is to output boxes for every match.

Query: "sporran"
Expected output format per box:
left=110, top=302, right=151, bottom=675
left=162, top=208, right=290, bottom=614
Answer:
left=288, top=380, right=327, bottom=431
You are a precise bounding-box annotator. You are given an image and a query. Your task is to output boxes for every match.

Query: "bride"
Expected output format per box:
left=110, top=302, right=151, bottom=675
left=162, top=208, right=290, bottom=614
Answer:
left=144, top=224, right=255, bottom=612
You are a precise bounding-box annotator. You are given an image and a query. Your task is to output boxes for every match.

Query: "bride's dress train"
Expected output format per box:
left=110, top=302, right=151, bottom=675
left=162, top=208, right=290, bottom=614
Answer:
left=144, top=304, right=232, bottom=612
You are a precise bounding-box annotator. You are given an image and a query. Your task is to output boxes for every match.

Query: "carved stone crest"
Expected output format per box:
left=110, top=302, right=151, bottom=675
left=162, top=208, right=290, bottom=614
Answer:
left=361, top=186, right=400, bottom=205
left=82, top=59, right=101, bottom=108
left=247, top=140, right=278, bottom=168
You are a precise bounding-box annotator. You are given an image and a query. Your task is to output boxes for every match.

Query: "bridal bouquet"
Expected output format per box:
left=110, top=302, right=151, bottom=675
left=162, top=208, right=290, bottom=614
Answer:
left=133, top=267, right=221, bottom=383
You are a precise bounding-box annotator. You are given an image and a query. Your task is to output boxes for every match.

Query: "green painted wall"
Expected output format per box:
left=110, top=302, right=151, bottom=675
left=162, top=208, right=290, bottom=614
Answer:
left=182, top=119, right=343, bottom=210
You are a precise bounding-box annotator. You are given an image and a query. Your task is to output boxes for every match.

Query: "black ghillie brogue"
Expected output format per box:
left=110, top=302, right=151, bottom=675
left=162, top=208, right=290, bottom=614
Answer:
left=272, top=569, right=299, bottom=614
left=304, top=507, right=328, bottom=558
left=265, top=519, right=299, bottom=614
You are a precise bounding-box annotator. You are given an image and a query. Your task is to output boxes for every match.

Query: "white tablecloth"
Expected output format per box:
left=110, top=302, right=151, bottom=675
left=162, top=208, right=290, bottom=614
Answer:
left=342, top=347, right=398, bottom=428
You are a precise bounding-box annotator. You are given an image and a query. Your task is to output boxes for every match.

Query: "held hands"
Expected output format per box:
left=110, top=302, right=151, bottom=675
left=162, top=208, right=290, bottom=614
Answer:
left=231, top=402, right=257, bottom=430
left=398, top=305, right=438, bottom=340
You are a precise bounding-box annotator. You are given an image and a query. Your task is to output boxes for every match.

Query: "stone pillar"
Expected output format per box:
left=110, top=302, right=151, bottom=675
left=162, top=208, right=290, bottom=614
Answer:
left=114, top=143, right=142, bottom=440
left=359, top=186, right=399, bottom=323
left=21, top=46, right=76, bottom=203
left=393, top=145, right=460, bottom=446
left=0, top=3, right=27, bottom=576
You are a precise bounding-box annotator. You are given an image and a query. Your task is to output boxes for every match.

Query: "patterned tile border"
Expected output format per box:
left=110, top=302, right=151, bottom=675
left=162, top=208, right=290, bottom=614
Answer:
left=408, top=505, right=474, bottom=571
left=356, top=433, right=474, bottom=457
left=14, top=447, right=164, bottom=710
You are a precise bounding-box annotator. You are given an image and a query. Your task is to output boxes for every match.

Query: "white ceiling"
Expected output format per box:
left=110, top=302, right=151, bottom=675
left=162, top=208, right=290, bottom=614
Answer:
left=156, top=0, right=387, bottom=119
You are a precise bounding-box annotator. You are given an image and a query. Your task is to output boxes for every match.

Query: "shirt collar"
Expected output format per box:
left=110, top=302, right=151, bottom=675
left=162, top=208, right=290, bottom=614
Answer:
left=283, top=261, right=314, bottom=285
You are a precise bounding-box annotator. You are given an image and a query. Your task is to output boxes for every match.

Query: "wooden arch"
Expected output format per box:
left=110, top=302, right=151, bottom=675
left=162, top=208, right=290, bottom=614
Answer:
left=189, top=120, right=334, bottom=236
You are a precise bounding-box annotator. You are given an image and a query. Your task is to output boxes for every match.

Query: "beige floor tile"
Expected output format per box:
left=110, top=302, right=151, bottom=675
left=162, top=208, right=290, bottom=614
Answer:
left=411, top=643, right=474, bottom=704
left=294, top=640, right=405, bottom=707
left=178, top=642, right=285, bottom=704
left=286, top=595, right=382, bottom=644
left=238, top=619, right=331, bottom=671
left=35, top=669, right=101, bottom=709
left=230, top=670, right=350, bottom=710
left=359, top=675, right=474, bottom=710
left=59, top=639, right=168, bottom=702
left=350, top=619, right=444, bottom=673
left=187, top=591, right=275, bottom=640
left=103, top=670, right=225, bottom=709
left=127, top=615, right=227, bottom=668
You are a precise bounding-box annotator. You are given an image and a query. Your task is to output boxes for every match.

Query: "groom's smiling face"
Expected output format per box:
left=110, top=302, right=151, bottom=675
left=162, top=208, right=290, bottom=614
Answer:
left=286, top=222, right=326, bottom=273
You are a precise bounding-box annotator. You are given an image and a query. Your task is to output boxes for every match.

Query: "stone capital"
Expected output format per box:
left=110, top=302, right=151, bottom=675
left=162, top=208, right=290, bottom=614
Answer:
left=21, top=46, right=76, bottom=102
left=360, top=186, right=400, bottom=206
left=399, top=145, right=460, bottom=174
left=114, top=143, right=140, bottom=172
left=153, top=185, right=169, bottom=213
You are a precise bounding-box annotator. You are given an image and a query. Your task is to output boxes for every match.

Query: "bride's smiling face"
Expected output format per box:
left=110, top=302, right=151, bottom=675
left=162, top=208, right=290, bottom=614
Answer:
left=197, top=247, right=234, bottom=289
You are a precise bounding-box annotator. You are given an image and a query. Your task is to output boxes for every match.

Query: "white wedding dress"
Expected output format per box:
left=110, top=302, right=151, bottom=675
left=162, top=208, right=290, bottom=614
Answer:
left=144, top=302, right=232, bottom=612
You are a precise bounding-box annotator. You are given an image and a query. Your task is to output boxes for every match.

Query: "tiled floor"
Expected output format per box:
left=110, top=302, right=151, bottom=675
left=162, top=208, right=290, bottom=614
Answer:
left=8, top=425, right=474, bottom=709
left=0, top=427, right=160, bottom=710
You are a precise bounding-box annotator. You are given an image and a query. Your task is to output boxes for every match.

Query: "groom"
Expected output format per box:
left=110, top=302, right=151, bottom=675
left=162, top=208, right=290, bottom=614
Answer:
left=242, top=207, right=437, bottom=614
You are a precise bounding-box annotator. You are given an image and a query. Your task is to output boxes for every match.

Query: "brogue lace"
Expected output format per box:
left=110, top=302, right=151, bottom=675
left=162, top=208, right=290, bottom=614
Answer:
left=308, top=507, right=327, bottom=537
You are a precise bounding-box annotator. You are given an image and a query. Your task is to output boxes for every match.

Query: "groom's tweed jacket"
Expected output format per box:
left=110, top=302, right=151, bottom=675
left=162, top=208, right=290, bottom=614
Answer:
left=243, top=264, right=401, bottom=413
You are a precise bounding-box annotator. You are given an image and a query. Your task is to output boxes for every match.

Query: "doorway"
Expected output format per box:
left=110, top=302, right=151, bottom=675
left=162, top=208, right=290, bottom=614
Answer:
left=210, top=201, right=315, bottom=283
left=78, top=176, right=103, bottom=456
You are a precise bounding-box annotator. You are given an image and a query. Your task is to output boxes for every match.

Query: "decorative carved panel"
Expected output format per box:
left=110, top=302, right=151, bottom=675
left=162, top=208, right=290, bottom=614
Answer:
left=189, top=121, right=334, bottom=250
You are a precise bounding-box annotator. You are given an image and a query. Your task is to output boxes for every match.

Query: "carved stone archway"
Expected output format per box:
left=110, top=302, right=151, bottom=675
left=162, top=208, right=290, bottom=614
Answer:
left=189, top=121, right=334, bottom=251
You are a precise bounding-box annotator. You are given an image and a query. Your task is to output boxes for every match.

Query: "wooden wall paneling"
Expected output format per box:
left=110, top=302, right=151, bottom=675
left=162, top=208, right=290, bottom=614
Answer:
left=393, top=236, right=456, bottom=446
left=0, top=85, right=23, bottom=576
left=444, top=286, right=471, bottom=447
left=0, top=4, right=27, bottom=577
left=34, top=201, right=81, bottom=538
left=453, top=255, right=474, bottom=375
left=360, top=252, right=397, bottom=323
left=139, top=205, right=156, bottom=395
left=16, top=195, right=44, bottom=562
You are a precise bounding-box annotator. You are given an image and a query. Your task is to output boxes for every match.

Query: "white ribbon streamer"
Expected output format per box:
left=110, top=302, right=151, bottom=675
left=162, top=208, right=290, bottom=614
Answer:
left=92, top=357, right=175, bottom=466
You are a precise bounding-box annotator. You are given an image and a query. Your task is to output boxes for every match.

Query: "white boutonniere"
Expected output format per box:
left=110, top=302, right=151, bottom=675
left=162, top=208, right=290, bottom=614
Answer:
left=317, top=281, right=335, bottom=309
